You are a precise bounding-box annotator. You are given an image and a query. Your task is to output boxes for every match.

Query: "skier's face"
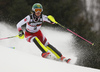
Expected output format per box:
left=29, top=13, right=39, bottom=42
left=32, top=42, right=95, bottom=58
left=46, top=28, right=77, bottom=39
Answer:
left=35, top=12, right=41, bottom=17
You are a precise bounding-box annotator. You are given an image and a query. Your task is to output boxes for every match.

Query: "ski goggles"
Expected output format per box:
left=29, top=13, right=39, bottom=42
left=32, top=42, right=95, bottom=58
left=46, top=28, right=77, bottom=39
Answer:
left=35, top=9, right=42, bottom=13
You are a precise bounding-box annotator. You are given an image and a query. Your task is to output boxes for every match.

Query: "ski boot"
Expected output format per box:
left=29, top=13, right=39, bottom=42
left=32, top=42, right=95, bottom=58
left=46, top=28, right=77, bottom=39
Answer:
left=42, top=51, right=57, bottom=60
left=60, top=56, right=71, bottom=63
left=42, top=51, right=51, bottom=59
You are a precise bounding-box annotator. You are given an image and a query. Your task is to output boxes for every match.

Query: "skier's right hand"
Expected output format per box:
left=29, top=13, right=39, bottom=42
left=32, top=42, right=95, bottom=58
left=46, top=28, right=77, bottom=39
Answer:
left=18, top=30, right=24, bottom=39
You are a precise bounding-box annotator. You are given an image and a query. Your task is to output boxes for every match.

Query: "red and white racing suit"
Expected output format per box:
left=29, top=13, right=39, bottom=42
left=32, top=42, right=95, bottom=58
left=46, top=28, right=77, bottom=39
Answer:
left=16, top=14, right=67, bottom=60
left=17, top=14, right=54, bottom=46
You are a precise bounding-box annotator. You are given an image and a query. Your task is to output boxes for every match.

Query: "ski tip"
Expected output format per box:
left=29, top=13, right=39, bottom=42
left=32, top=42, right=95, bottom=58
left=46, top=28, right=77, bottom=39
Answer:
left=66, top=59, right=71, bottom=63
left=9, top=47, right=15, bottom=49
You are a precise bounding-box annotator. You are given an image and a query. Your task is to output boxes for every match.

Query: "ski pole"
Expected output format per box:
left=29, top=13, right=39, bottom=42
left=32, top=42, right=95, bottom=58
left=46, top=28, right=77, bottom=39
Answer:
left=47, top=15, right=94, bottom=46
left=0, top=35, right=18, bottom=40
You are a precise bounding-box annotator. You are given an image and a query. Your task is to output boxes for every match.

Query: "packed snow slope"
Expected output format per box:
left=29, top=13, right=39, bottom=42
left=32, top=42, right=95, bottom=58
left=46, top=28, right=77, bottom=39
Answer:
left=0, top=22, right=100, bottom=72
left=0, top=45, right=100, bottom=72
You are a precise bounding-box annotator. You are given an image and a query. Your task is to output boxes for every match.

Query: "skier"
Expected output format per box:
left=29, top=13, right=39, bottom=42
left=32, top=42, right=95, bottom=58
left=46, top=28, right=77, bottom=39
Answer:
left=16, top=3, right=71, bottom=63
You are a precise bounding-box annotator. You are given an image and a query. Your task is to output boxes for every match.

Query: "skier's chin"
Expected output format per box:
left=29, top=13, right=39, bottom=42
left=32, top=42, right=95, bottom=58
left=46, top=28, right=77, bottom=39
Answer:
left=35, top=12, right=41, bottom=17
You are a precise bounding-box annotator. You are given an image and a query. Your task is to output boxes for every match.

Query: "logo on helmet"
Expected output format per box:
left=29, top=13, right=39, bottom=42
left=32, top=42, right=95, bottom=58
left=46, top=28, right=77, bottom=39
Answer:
left=37, top=5, right=41, bottom=8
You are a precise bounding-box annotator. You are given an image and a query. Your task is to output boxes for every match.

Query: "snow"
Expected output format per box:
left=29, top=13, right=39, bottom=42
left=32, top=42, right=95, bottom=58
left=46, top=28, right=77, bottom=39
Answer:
left=0, top=22, right=100, bottom=72
left=0, top=45, right=100, bottom=72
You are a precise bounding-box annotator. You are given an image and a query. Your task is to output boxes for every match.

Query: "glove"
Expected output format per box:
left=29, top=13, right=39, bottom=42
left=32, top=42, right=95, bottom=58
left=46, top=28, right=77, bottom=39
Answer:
left=18, top=30, right=24, bottom=39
